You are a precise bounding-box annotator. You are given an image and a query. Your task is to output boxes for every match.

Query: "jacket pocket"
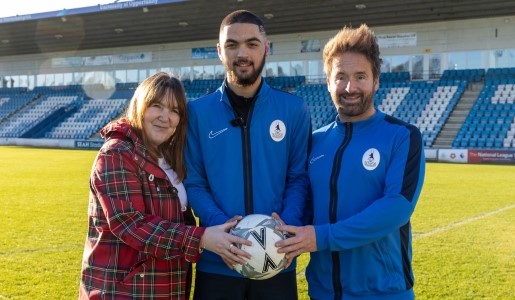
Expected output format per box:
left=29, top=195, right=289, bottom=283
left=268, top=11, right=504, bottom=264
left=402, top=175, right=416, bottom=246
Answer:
left=121, top=257, right=151, bottom=284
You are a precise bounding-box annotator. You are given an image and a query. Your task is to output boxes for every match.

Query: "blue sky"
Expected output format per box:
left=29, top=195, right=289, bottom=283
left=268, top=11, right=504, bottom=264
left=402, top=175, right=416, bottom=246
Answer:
left=0, top=1, right=129, bottom=18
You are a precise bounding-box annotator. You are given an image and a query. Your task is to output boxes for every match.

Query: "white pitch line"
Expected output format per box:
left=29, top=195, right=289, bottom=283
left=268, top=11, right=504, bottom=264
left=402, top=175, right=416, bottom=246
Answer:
left=413, top=203, right=515, bottom=240
left=296, top=203, right=515, bottom=278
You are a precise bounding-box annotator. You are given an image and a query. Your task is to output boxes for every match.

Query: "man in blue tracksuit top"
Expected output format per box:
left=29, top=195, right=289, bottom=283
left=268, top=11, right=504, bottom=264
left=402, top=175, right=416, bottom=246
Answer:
left=184, top=10, right=311, bottom=300
left=276, top=24, right=425, bottom=299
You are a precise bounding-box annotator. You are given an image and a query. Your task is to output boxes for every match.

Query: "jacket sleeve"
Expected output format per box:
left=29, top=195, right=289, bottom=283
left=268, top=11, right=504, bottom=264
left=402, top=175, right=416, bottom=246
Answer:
left=315, top=126, right=425, bottom=250
left=91, top=148, right=206, bottom=262
left=184, top=103, right=229, bottom=226
left=280, top=100, right=311, bottom=226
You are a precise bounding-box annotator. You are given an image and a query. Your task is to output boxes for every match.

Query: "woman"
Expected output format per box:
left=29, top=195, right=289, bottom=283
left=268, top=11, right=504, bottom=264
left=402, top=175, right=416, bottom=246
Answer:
left=79, top=72, right=250, bottom=299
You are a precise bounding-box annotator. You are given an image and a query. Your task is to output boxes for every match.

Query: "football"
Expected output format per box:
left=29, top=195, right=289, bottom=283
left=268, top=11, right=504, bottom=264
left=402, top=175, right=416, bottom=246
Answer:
left=230, top=214, right=287, bottom=280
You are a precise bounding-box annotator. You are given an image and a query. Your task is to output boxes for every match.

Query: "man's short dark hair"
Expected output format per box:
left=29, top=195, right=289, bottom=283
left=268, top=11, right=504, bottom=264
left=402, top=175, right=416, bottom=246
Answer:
left=219, top=10, right=266, bottom=35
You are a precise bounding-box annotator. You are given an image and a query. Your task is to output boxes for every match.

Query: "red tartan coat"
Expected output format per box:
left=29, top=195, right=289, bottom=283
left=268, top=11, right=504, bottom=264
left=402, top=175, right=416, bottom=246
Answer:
left=79, top=120, right=204, bottom=299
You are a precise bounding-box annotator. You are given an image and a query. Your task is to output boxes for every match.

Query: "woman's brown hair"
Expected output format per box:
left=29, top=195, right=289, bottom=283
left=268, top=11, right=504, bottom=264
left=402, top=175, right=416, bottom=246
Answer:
left=125, top=72, right=188, bottom=181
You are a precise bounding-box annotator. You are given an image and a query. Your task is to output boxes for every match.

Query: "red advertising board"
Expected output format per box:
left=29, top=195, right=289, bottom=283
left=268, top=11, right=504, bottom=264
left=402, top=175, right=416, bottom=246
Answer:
left=468, top=150, right=515, bottom=164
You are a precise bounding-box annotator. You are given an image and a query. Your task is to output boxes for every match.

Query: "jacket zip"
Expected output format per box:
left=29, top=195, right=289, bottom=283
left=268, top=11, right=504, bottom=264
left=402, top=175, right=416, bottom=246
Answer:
left=329, top=122, right=352, bottom=300
left=230, top=99, right=255, bottom=216
left=242, top=117, right=253, bottom=215
left=223, top=93, right=255, bottom=215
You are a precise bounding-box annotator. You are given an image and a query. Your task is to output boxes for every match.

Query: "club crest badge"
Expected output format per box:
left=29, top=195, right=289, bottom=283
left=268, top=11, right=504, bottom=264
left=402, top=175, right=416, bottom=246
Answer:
left=362, top=148, right=380, bottom=171
left=269, top=120, right=286, bottom=142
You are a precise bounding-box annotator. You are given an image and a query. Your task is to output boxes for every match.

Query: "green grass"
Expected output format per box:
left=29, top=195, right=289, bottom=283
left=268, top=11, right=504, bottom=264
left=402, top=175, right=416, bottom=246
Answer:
left=0, top=146, right=514, bottom=299
left=0, top=146, right=95, bottom=299
left=411, top=163, right=515, bottom=299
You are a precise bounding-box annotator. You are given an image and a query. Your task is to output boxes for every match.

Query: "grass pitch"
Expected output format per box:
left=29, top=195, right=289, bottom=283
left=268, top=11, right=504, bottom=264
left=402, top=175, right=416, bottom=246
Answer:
left=0, top=146, right=513, bottom=299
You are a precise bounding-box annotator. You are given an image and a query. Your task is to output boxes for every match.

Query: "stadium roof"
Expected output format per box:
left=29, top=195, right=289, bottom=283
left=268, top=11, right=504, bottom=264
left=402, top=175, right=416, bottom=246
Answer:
left=1, top=0, right=514, bottom=58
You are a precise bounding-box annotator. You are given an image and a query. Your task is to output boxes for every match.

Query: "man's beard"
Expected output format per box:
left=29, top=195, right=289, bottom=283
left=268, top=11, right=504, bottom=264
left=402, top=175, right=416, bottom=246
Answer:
left=336, top=91, right=374, bottom=118
left=227, top=52, right=266, bottom=87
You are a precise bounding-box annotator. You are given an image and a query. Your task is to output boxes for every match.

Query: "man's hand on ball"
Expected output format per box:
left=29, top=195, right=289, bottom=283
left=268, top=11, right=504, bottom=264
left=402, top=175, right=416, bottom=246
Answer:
left=274, top=224, right=317, bottom=268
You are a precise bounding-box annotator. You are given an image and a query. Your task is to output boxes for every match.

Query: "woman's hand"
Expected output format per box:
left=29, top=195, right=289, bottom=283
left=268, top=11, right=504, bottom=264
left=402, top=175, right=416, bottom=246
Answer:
left=200, top=217, right=252, bottom=269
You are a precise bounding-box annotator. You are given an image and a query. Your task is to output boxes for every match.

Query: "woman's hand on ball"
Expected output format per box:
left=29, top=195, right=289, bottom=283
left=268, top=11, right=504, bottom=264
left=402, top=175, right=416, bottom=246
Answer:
left=201, top=219, right=252, bottom=269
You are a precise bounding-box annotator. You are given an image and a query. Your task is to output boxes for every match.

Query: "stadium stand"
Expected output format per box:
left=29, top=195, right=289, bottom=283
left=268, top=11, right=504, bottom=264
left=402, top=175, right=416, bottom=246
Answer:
left=265, top=76, right=306, bottom=91
left=295, top=83, right=333, bottom=129
left=184, top=79, right=223, bottom=101
left=44, top=98, right=129, bottom=140
left=0, top=84, right=132, bottom=140
left=374, top=77, right=465, bottom=147
left=0, top=70, right=514, bottom=150
left=441, top=69, right=485, bottom=83
left=453, top=67, right=515, bottom=149
left=0, top=94, right=81, bottom=138
left=0, top=89, right=38, bottom=123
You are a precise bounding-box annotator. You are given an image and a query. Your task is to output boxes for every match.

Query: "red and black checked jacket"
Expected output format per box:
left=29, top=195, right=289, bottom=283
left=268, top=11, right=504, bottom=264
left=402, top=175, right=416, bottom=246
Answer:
left=79, top=120, right=204, bottom=299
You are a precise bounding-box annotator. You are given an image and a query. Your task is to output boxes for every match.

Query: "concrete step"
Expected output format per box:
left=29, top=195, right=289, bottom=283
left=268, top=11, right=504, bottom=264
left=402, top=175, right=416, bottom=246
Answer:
left=431, top=80, right=484, bottom=148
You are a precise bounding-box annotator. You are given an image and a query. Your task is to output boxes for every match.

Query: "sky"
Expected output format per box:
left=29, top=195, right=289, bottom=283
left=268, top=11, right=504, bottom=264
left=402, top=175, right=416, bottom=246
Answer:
left=0, top=1, right=128, bottom=18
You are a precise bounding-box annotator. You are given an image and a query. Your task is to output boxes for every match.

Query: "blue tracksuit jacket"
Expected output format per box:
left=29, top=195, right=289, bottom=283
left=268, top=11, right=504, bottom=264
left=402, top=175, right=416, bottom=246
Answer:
left=184, top=79, right=311, bottom=277
left=307, top=111, right=425, bottom=300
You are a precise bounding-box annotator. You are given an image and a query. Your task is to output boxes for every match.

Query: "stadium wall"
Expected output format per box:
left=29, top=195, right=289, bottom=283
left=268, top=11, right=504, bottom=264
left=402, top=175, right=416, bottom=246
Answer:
left=2, top=138, right=514, bottom=164
left=0, top=15, right=514, bottom=84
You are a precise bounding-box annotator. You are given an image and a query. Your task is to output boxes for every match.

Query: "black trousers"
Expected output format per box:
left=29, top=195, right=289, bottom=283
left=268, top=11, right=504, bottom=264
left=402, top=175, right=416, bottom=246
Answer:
left=193, top=270, right=298, bottom=300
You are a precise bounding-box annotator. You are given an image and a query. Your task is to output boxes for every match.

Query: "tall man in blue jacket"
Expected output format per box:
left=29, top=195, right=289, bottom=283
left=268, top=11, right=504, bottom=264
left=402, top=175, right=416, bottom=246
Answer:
left=184, top=10, right=311, bottom=300
left=276, top=24, right=425, bottom=300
